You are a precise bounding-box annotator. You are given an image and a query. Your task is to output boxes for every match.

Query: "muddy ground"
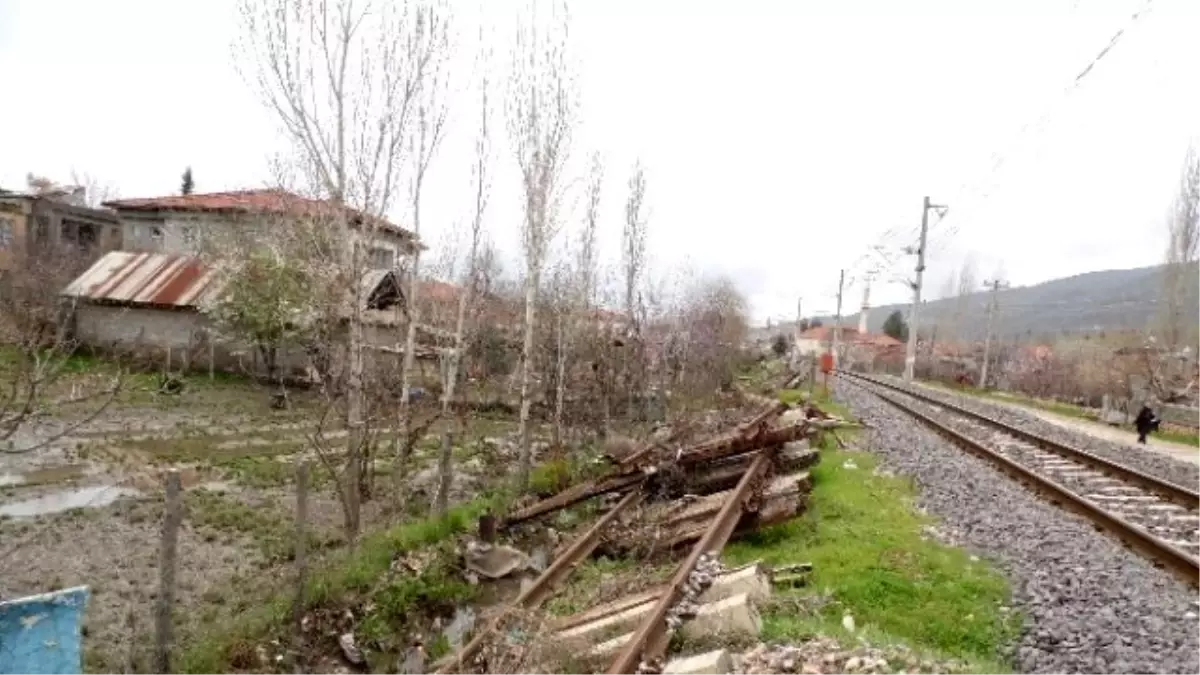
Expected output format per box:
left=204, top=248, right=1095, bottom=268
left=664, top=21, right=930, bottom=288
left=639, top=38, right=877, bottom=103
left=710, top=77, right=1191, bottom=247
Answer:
left=0, top=368, right=537, bottom=672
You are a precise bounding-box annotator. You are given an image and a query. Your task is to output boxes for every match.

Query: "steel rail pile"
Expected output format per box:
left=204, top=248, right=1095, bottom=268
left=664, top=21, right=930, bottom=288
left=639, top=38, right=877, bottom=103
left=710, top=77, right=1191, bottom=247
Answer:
left=435, top=396, right=837, bottom=674
left=605, top=449, right=777, bottom=674
left=841, top=371, right=1200, bottom=587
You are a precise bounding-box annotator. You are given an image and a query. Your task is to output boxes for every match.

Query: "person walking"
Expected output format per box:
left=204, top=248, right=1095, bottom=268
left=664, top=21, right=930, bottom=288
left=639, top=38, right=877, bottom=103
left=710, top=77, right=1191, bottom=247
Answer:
left=1134, top=404, right=1160, bottom=444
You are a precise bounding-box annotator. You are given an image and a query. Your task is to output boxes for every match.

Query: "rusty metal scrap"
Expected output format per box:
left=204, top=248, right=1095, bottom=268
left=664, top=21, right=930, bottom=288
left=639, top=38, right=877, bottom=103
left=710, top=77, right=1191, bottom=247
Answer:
left=504, top=402, right=794, bottom=528
left=606, top=448, right=780, bottom=674
left=438, top=395, right=847, bottom=675
left=435, top=489, right=645, bottom=674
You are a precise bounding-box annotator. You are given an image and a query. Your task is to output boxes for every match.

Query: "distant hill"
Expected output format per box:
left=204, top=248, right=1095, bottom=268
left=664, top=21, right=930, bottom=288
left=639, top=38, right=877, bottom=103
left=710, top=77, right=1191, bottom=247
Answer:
left=806, top=262, right=1199, bottom=341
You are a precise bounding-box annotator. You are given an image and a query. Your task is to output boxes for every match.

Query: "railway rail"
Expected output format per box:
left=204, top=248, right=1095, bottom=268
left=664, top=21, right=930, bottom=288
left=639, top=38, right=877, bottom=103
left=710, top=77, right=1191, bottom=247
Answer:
left=840, top=370, right=1200, bottom=587
left=434, top=387, right=842, bottom=674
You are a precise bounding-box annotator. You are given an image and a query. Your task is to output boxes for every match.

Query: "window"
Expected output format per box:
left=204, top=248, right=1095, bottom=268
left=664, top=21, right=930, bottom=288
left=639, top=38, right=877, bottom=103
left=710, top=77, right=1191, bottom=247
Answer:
left=75, top=222, right=98, bottom=249
left=0, top=218, right=12, bottom=249
left=369, top=246, right=394, bottom=270
left=150, top=225, right=163, bottom=240
left=182, top=226, right=197, bottom=248
left=34, top=215, right=50, bottom=245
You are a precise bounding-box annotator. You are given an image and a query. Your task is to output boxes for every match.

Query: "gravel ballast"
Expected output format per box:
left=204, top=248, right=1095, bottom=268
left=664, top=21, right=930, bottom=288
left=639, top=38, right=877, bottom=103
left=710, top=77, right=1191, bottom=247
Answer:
left=834, top=377, right=1200, bottom=674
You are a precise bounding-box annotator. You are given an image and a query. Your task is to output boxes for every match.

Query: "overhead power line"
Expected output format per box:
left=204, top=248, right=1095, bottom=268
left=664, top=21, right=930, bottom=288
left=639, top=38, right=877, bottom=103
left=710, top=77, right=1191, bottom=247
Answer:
left=928, top=0, right=1158, bottom=248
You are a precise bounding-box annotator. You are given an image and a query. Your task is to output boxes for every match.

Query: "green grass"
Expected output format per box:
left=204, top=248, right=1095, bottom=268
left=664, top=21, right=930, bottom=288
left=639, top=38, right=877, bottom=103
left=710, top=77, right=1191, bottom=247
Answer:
left=184, top=488, right=330, bottom=563
left=928, top=380, right=1097, bottom=420
left=177, top=496, right=502, bottom=673
left=725, top=404, right=1018, bottom=671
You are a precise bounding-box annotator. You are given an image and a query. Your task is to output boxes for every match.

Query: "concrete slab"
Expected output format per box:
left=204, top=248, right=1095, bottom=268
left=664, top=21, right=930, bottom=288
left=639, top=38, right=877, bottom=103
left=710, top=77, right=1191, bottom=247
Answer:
left=587, top=592, right=761, bottom=658
left=555, top=565, right=770, bottom=641
left=663, top=649, right=734, bottom=675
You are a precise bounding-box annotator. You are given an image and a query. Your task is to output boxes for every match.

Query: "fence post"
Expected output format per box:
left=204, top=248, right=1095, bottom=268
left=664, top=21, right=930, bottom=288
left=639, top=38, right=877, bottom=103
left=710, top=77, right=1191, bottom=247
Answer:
left=293, top=461, right=310, bottom=635
left=435, top=431, right=453, bottom=515
left=155, top=470, right=182, bottom=673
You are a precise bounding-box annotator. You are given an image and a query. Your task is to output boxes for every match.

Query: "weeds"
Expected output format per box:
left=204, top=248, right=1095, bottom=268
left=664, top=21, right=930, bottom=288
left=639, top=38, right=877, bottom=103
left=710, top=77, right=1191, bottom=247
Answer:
left=177, top=497, right=501, bottom=673
left=725, top=445, right=1018, bottom=671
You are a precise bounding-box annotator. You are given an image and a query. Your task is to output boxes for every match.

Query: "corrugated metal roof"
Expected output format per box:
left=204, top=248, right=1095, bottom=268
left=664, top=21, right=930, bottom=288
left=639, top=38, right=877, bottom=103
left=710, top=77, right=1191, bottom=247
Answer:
left=61, top=251, right=224, bottom=308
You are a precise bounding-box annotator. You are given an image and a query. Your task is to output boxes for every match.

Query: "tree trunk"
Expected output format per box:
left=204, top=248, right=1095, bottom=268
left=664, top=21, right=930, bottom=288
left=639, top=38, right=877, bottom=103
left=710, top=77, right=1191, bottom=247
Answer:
left=396, top=248, right=423, bottom=500
left=344, top=272, right=365, bottom=546
left=435, top=431, right=453, bottom=515
left=516, top=266, right=540, bottom=490
left=552, top=312, right=568, bottom=447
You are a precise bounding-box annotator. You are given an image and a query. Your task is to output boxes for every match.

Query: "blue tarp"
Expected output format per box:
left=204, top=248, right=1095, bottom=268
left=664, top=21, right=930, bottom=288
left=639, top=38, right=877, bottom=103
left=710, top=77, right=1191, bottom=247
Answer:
left=0, top=586, right=90, bottom=675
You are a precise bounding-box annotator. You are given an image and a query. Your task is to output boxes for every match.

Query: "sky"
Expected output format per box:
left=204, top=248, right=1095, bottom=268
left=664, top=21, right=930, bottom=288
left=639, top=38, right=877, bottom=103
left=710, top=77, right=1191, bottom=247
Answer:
left=1, top=0, right=1197, bottom=323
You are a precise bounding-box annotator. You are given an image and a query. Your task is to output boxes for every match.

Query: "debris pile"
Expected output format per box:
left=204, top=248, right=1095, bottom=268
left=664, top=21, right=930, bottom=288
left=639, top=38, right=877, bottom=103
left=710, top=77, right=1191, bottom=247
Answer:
left=435, top=391, right=855, bottom=674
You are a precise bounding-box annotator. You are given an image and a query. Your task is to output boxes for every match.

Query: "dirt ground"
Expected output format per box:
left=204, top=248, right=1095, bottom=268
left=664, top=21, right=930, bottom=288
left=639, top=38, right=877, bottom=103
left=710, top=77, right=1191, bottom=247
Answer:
left=0, top=368, right=529, bottom=672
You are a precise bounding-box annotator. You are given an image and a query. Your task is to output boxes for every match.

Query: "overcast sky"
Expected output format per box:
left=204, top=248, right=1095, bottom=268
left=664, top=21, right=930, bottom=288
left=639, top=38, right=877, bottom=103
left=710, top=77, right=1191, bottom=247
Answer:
left=1, top=0, right=1196, bottom=323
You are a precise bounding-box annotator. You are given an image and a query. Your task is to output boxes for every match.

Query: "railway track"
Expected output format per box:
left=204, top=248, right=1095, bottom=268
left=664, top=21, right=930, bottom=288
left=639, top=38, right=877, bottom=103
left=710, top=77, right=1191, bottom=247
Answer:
left=434, top=391, right=842, bottom=674
left=840, top=370, right=1200, bottom=586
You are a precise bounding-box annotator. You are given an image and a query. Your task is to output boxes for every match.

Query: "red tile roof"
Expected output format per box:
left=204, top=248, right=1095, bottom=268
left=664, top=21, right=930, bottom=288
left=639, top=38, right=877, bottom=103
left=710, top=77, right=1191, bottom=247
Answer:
left=104, top=189, right=417, bottom=242
left=798, top=325, right=861, bottom=341
left=420, top=279, right=463, bottom=304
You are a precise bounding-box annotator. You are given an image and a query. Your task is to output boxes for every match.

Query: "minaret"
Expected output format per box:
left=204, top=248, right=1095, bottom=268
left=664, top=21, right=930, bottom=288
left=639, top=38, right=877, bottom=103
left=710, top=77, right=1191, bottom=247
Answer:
left=858, top=280, right=871, bottom=334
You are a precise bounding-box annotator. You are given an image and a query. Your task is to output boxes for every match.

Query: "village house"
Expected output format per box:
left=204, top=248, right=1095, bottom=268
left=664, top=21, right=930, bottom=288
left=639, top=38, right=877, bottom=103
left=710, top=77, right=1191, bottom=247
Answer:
left=60, top=251, right=408, bottom=379
left=792, top=324, right=904, bottom=370
left=103, top=189, right=420, bottom=268
left=0, top=188, right=122, bottom=275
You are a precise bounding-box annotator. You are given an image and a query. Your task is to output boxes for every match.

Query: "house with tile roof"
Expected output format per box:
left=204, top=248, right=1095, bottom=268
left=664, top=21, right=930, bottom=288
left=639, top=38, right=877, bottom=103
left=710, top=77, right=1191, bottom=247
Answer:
left=103, top=189, right=420, bottom=270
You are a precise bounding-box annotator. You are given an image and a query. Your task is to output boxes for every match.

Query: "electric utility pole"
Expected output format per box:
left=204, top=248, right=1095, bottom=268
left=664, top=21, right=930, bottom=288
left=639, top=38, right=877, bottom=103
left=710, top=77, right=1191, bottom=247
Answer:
left=903, top=196, right=946, bottom=382
left=831, top=270, right=845, bottom=368
left=978, top=278, right=1010, bottom=388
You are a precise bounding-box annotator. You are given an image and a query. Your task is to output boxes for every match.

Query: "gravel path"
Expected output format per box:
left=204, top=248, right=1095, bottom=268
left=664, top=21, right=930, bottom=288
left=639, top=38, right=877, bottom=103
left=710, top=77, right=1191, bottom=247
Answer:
left=889, top=377, right=1200, bottom=491
left=835, top=378, right=1200, bottom=675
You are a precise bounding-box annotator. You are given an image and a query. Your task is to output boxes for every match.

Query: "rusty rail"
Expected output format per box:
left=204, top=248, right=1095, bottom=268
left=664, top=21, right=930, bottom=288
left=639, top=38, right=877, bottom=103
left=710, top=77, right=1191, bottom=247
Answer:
left=843, top=374, right=1200, bottom=588
left=605, top=448, right=779, bottom=674
left=675, top=421, right=811, bottom=469
left=504, top=401, right=791, bottom=528
left=435, top=489, right=645, bottom=674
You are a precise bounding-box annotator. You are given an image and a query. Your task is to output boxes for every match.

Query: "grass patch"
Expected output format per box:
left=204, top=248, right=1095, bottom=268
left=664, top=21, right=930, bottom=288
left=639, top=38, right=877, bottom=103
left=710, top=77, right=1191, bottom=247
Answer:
left=214, top=455, right=300, bottom=488
left=185, top=489, right=298, bottom=562
left=724, top=445, right=1018, bottom=671
left=924, top=380, right=1094, bottom=419
left=177, top=496, right=502, bottom=673
left=544, top=555, right=640, bottom=617
left=121, top=431, right=304, bottom=463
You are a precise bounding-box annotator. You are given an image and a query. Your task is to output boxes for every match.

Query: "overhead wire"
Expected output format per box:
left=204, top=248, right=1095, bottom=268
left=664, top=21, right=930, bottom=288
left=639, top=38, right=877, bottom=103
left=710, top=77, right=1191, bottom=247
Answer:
left=824, top=0, right=1158, bottom=319
left=926, top=0, right=1158, bottom=255
left=856, top=0, right=1159, bottom=276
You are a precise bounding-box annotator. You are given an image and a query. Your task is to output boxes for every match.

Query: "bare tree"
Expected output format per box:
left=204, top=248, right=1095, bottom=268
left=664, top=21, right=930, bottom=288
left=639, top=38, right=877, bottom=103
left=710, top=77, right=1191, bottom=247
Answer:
left=23, top=171, right=117, bottom=208
left=507, top=0, right=578, bottom=490
left=237, top=0, right=447, bottom=542
left=397, top=5, right=452, bottom=486
left=1160, top=144, right=1200, bottom=351
left=621, top=160, right=648, bottom=420
left=954, top=256, right=977, bottom=343
left=551, top=153, right=602, bottom=444
left=433, top=55, right=492, bottom=512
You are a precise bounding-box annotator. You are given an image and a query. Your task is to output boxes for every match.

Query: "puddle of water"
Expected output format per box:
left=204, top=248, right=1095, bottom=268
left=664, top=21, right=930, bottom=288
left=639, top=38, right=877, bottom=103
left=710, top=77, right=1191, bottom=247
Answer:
left=196, top=480, right=235, bottom=493
left=0, top=485, right=141, bottom=518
